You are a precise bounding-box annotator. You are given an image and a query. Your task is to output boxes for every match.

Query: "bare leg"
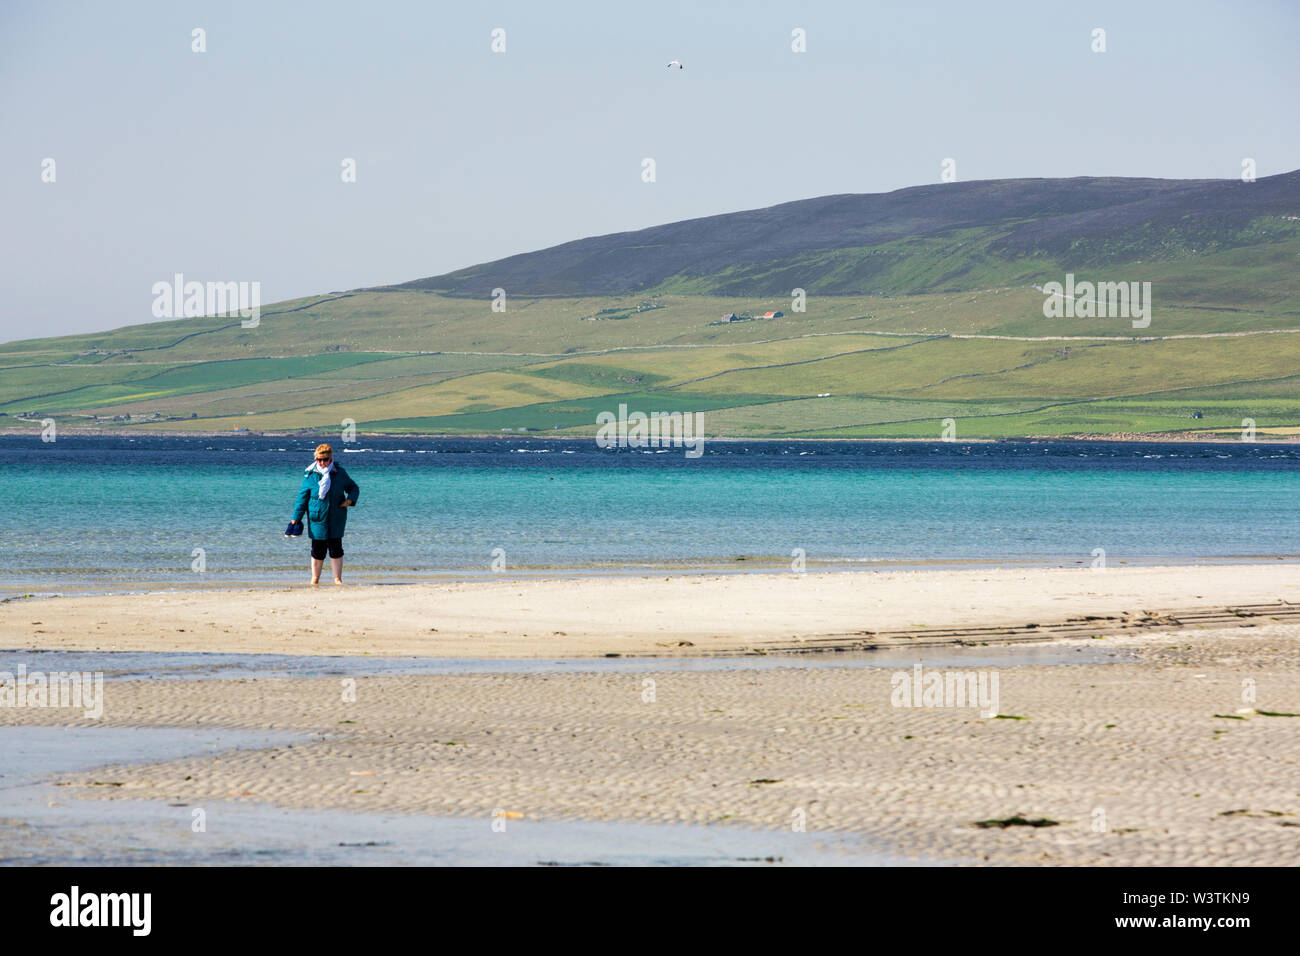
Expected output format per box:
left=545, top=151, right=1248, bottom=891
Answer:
left=310, top=557, right=323, bottom=585
left=331, top=556, right=343, bottom=585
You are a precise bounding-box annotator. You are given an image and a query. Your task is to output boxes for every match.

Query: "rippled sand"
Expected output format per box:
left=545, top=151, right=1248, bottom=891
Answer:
left=5, top=625, right=1298, bottom=865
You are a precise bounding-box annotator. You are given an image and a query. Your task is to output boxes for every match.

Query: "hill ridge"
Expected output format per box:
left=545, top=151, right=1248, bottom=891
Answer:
left=388, top=171, right=1300, bottom=298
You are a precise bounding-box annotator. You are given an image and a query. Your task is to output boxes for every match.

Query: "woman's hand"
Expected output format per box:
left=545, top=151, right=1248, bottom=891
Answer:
left=341, top=500, right=354, bottom=507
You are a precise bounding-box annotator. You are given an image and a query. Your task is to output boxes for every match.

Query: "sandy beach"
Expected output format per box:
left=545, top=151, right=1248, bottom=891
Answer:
left=4, top=564, right=1300, bottom=658
left=2, top=564, right=1298, bottom=865
left=1, top=626, right=1296, bottom=865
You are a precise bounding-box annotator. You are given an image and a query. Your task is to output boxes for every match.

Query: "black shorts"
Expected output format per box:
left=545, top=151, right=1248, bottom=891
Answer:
left=310, top=538, right=344, bottom=560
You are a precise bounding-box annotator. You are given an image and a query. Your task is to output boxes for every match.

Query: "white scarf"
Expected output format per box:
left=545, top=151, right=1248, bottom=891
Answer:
left=309, top=459, right=334, bottom=499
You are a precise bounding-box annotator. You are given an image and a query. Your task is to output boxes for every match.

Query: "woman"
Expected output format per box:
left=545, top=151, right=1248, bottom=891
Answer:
left=288, top=443, right=360, bottom=585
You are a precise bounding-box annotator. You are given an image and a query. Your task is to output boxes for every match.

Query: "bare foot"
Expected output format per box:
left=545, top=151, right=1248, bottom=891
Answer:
left=333, top=578, right=344, bottom=586
left=310, top=578, right=320, bottom=586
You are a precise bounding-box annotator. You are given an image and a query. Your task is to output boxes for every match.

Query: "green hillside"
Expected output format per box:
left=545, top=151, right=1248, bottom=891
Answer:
left=3, top=173, right=1298, bottom=440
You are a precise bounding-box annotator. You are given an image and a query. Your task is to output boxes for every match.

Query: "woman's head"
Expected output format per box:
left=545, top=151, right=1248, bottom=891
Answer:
left=314, top=443, right=333, bottom=464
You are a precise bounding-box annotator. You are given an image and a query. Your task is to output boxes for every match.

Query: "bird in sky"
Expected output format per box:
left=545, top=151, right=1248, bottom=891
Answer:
left=666, top=60, right=683, bottom=69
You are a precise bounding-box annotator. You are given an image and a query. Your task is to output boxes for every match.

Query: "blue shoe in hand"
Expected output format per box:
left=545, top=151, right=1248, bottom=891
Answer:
left=285, top=520, right=304, bottom=537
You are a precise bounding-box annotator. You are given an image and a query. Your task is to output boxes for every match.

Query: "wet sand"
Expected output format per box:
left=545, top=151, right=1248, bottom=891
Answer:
left=0, top=727, right=902, bottom=866
left=2, top=626, right=1297, bottom=865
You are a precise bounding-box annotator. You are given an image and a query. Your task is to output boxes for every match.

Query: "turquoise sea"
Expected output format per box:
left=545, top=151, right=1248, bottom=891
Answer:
left=2, top=435, right=1298, bottom=592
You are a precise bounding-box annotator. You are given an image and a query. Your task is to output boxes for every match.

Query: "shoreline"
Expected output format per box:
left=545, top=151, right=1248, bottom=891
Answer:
left=5, top=553, right=1299, bottom=601
left=5, top=563, right=1299, bottom=659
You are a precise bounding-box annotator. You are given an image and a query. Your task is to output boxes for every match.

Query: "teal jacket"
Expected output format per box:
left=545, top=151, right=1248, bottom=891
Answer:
left=292, top=463, right=360, bottom=540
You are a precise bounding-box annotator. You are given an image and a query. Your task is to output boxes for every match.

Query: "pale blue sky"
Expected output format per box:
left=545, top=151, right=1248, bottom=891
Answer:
left=2, top=0, right=1296, bottom=341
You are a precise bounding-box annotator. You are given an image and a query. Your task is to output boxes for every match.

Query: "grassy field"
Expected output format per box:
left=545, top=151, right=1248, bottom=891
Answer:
left=3, top=241, right=1298, bottom=439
